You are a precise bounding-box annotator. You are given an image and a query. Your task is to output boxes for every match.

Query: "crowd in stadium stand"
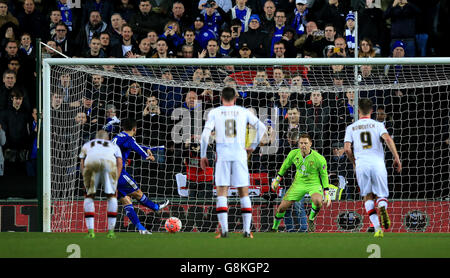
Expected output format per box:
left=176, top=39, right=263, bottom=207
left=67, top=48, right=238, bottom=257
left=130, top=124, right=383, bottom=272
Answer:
left=0, top=0, right=448, bottom=201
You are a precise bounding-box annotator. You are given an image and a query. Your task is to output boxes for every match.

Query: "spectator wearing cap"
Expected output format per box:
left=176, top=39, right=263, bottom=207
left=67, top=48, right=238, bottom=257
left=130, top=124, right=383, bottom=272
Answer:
left=344, top=11, right=356, bottom=56
left=198, top=0, right=232, bottom=13
left=192, top=16, right=217, bottom=49
left=280, top=27, right=297, bottom=58
left=384, top=40, right=415, bottom=85
left=391, top=40, right=406, bottom=58
left=291, top=0, right=309, bottom=36
left=81, top=91, right=99, bottom=125
left=385, top=0, right=420, bottom=57
left=200, top=0, right=227, bottom=38
left=239, top=14, right=271, bottom=58
left=129, top=0, right=169, bottom=38
left=237, top=42, right=254, bottom=58
left=228, top=0, right=252, bottom=33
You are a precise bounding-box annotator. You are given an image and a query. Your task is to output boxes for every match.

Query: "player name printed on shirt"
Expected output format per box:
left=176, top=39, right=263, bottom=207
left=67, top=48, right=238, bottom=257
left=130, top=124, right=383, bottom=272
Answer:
left=207, top=106, right=261, bottom=162
left=344, top=118, right=388, bottom=165
left=351, top=123, right=376, bottom=131
left=80, top=139, right=122, bottom=163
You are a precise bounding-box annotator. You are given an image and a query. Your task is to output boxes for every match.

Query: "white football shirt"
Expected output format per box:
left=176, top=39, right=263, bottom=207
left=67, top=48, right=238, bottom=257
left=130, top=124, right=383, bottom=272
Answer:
left=79, top=139, right=122, bottom=163
left=344, top=118, right=389, bottom=166
left=201, top=105, right=265, bottom=162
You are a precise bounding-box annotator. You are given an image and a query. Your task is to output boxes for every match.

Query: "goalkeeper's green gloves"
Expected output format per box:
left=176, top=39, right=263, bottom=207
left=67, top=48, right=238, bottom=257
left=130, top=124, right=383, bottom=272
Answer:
left=271, top=175, right=282, bottom=192
left=324, top=189, right=331, bottom=207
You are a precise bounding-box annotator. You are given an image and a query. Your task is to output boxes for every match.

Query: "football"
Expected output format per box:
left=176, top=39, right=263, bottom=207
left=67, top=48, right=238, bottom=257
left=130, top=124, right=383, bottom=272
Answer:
left=165, top=217, right=182, bottom=233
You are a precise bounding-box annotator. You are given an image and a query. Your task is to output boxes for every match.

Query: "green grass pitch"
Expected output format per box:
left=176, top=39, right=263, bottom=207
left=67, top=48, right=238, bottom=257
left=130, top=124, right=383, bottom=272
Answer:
left=0, top=232, right=449, bottom=258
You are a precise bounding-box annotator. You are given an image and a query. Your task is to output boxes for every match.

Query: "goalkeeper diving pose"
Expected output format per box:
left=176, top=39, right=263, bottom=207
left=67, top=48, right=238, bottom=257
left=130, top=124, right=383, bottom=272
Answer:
left=271, top=133, right=331, bottom=232
left=112, top=118, right=169, bottom=234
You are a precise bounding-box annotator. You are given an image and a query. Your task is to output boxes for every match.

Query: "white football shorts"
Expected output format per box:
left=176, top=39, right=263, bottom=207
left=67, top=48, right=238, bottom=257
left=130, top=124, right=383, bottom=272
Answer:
left=215, top=160, right=250, bottom=187
left=83, top=157, right=118, bottom=195
left=355, top=163, right=388, bottom=198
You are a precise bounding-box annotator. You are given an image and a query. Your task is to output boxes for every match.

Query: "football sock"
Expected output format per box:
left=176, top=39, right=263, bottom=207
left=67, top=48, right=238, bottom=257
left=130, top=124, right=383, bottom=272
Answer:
left=139, top=194, right=159, bottom=211
left=365, top=199, right=381, bottom=231
left=240, top=196, right=252, bottom=234
left=309, top=203, right=320, bottom=221
left=376, top=198, right=388, bottom=209
left=107, top=197, right=118, bottom=231
left=84, top=197, right=95, bottom=230
left=124, top=204, right=146, bottom=230
left=272, top=211, right=286, bottom=230
left=216, top=196, right=228, bottom=234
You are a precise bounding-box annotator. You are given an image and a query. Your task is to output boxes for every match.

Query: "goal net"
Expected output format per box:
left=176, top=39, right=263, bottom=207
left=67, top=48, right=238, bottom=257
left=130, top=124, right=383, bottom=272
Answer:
left=42, top=58, right=450, bottom=233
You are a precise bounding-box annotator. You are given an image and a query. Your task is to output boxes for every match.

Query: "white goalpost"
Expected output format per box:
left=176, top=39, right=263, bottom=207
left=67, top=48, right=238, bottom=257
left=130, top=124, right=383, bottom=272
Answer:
left=42, top=57, right=450, bottom=233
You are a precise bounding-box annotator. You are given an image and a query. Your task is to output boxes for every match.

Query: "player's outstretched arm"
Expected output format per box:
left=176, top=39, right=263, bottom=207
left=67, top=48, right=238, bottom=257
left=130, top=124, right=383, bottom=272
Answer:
left=382, top=133, right=402, bottom=173
left=126, top=138, right=151, bottom=160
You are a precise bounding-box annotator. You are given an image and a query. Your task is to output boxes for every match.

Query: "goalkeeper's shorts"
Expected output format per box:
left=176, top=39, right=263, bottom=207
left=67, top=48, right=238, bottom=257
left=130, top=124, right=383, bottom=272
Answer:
left=283, top=183, right=323, bottom=202
left=117, top=170, right=140, bottom=199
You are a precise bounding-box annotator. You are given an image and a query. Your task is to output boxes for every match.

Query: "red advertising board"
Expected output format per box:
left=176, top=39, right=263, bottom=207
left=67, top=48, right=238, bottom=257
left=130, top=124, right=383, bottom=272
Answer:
left=50, top=200, right=450, bottom=233
left=0, top=203, right=38, bottom=232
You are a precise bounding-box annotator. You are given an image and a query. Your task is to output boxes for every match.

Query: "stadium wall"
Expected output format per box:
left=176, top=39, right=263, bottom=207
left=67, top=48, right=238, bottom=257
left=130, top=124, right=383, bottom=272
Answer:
left=1, top=200, right=448, bottom=233
left=49, top=200, right=450, bottom=233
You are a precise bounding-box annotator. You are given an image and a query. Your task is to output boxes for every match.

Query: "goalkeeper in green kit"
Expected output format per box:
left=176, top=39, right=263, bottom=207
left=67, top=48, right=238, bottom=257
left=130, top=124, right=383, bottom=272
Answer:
left=271, top=133, right=331, bottom=232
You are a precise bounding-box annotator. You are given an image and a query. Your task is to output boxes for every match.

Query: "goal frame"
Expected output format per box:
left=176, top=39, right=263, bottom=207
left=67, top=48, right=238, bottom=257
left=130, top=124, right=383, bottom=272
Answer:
left=41, top=57, right=450, bottom=232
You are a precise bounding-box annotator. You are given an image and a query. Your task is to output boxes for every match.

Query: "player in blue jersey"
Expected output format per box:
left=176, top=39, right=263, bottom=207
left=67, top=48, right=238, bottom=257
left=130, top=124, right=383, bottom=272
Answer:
left=112, top=118, right=169, bottom=234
